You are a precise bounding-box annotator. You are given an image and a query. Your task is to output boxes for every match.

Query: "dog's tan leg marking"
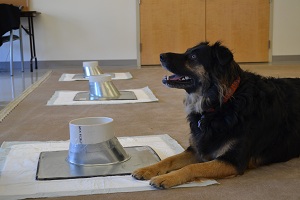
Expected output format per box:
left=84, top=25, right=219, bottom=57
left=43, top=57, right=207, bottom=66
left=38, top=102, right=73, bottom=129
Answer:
left=247, top=157, right=261, bottom=169
left=132, top=150, right=198, bottom=180
left=149, top=160, right=238, bottom=189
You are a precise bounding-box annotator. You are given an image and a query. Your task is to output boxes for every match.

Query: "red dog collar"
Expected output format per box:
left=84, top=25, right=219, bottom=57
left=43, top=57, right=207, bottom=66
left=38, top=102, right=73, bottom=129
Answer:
left=205, top=77, right=241, bottom=113
left=223, top=77, right=241, bottom=103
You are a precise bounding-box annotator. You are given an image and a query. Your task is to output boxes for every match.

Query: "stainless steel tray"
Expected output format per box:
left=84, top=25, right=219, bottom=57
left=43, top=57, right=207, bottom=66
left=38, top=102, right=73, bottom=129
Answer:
left=36, top=146, right=160, bottom=180
left=73, top=73, right=115, bottom=80
left=73, top=91, right=137, bottom=101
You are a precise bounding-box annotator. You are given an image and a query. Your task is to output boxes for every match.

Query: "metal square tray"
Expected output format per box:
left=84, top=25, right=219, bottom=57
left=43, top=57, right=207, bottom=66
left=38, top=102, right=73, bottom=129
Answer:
left=36, top=146, right=160, bottom=180
left=73, top=73, right=115, bottom=80
left=73, top=91, right=137, bottom=101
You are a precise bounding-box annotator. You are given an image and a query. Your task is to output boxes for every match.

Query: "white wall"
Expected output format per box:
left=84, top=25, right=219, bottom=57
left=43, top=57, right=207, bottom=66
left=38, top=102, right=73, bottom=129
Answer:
left=0, top=0, right=138, bottom=62
left=1, top=0, right=300, bottom=64
left=272, top=0, right=300, bottom=56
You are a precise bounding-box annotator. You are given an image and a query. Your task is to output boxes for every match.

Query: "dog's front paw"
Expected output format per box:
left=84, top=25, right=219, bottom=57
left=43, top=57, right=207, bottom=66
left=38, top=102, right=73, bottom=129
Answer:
left=132, top=166, right=164, bottom=180
left=149, top=173, right=184, bottom=189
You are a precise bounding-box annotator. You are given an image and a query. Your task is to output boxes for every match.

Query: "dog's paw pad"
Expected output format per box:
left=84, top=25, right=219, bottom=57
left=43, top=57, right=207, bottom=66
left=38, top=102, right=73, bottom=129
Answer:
left=149, top=175, right=176, bottom=189
left=149, top=180, right=166, bottom=189
left=132, top=167, right=160, bottom=180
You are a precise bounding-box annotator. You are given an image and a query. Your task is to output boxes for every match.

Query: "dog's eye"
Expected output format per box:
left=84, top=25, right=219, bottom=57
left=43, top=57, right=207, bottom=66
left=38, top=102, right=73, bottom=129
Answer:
left=191, top=55, right=197, bottom=59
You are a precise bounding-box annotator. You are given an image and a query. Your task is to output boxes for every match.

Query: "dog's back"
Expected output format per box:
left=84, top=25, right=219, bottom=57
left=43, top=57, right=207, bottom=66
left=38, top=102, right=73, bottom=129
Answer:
left=239, top=73, right=300, bottom=166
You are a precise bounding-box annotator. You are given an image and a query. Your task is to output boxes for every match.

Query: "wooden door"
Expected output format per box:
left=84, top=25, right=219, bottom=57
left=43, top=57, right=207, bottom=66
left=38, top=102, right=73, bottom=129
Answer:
left=140, top=0, right=206, bottom=65
left=206, top=0, right=270, bottom=62
left=0, top=0, right=29, bottom=10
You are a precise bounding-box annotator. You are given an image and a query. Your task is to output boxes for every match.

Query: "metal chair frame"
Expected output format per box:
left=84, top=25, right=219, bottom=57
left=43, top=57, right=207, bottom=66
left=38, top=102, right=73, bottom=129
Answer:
left=1, top=4, right=24, bottom=76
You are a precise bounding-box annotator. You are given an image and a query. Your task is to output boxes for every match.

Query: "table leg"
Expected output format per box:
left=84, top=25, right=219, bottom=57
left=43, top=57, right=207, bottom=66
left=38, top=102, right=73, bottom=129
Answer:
left=25, top=16, right=38, bottom=72
left=29, top=16, right=38, bottom=70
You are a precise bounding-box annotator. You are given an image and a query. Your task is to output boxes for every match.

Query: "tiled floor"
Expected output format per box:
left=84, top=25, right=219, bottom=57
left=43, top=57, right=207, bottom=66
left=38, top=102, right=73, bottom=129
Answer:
left=0, top=67, right=50, bottom=110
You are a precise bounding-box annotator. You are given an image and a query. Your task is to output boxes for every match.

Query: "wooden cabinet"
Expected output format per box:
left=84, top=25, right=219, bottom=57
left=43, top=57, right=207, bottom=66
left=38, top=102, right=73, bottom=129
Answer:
left=140, top=0, right=270, bottom=65
left=0, top=0, right=29, bottom=10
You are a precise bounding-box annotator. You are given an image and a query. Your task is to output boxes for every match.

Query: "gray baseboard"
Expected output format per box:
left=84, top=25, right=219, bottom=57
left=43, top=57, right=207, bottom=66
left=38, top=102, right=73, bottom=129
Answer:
left=272, top=55, right=300, bottom=62
left=0, top=60, right=138, bottom=70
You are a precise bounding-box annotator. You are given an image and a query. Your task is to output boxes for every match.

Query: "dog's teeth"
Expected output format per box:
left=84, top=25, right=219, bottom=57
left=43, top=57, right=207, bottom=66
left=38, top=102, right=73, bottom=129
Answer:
left=181, top=76, right=190, bottom=81
left=166, top=76, right=169, bottom=80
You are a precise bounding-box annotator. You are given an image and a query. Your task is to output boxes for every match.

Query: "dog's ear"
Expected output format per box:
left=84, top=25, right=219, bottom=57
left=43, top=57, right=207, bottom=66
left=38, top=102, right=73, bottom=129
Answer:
left=213, top=42, right=233, bottom=66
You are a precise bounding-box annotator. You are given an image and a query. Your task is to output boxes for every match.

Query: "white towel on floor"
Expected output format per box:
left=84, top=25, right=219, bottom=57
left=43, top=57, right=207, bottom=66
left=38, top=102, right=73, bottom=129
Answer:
left=46, top=87, right=158, bottom=106
left=59, top=72, right=133, bottom=81
left=0, top=134, right=218, bottom=200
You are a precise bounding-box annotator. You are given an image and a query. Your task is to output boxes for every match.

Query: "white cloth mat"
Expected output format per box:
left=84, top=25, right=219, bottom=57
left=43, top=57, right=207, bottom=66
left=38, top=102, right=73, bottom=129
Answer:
left=0, top=134, right=218, bottom=200
left=59, top=72, right=133, bottom=81
left=47, top=87, right=158, bottom=106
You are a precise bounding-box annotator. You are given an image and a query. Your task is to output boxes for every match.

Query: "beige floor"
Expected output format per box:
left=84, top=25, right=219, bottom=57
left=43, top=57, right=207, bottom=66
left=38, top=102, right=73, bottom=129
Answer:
left=1, top=61, right=300, bottom=111
left=0, top=62, right=299, bottom=200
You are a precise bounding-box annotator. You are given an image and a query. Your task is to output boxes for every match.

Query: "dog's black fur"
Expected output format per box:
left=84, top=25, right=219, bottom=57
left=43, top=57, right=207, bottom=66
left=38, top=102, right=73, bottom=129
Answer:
left=160, top=41, right=300, bottom=175
left=132, top=42, right=300, bottom=189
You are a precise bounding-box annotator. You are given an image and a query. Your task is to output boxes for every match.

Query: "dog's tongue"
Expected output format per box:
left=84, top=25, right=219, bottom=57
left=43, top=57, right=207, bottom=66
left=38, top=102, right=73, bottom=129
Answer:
left=168, top=74, right=182, bottom=80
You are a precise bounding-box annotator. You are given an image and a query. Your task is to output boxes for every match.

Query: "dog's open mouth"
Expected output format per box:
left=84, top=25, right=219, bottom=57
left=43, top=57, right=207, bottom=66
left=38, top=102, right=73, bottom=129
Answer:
left=162, top=74, right=194, bottom=89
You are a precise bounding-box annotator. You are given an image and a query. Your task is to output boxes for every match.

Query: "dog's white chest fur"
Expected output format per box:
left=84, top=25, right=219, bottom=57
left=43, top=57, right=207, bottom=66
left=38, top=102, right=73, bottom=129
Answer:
left=184, top=92, right=204, bottom=114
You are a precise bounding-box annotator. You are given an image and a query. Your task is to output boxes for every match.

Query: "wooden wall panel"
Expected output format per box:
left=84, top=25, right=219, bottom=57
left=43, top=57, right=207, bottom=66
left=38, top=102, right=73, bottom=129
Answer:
left=206, top=0, right=270, bottom=62
left=140, top=0, right=206, bottom=65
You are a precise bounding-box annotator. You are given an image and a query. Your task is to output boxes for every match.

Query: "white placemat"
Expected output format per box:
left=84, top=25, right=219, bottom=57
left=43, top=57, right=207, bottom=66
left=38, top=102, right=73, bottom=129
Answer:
left=0, top=134, right=218, bottom=200
left=59, top=72, right=133, bottom=81
left=46, top=87, right=159, bottom=106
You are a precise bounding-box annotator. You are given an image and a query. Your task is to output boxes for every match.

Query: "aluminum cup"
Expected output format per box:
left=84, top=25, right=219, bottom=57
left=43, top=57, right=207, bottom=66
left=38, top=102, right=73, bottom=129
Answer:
left=67, top=117, right=130, bottom=165
left=83, top=61, right=104, bottom=77
left=88, top=74, right=120, bottom=99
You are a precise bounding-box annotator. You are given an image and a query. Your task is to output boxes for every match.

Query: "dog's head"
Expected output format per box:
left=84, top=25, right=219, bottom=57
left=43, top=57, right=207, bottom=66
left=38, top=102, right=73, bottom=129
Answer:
left=161, top=42, right=241, bottom=113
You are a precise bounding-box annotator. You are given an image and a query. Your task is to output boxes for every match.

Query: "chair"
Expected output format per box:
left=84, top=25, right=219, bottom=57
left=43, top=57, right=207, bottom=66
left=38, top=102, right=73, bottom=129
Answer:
left=0, top=4, right=24, bottom=76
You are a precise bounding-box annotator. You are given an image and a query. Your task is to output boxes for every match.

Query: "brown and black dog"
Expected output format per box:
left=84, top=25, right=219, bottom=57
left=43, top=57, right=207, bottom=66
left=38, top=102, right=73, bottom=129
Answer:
left=132, top=42, right=300, bottom=189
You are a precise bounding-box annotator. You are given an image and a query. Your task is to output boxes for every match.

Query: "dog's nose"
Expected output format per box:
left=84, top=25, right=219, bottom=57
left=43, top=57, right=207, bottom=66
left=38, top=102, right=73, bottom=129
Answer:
left=160, top=54, right=166, bottom=62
